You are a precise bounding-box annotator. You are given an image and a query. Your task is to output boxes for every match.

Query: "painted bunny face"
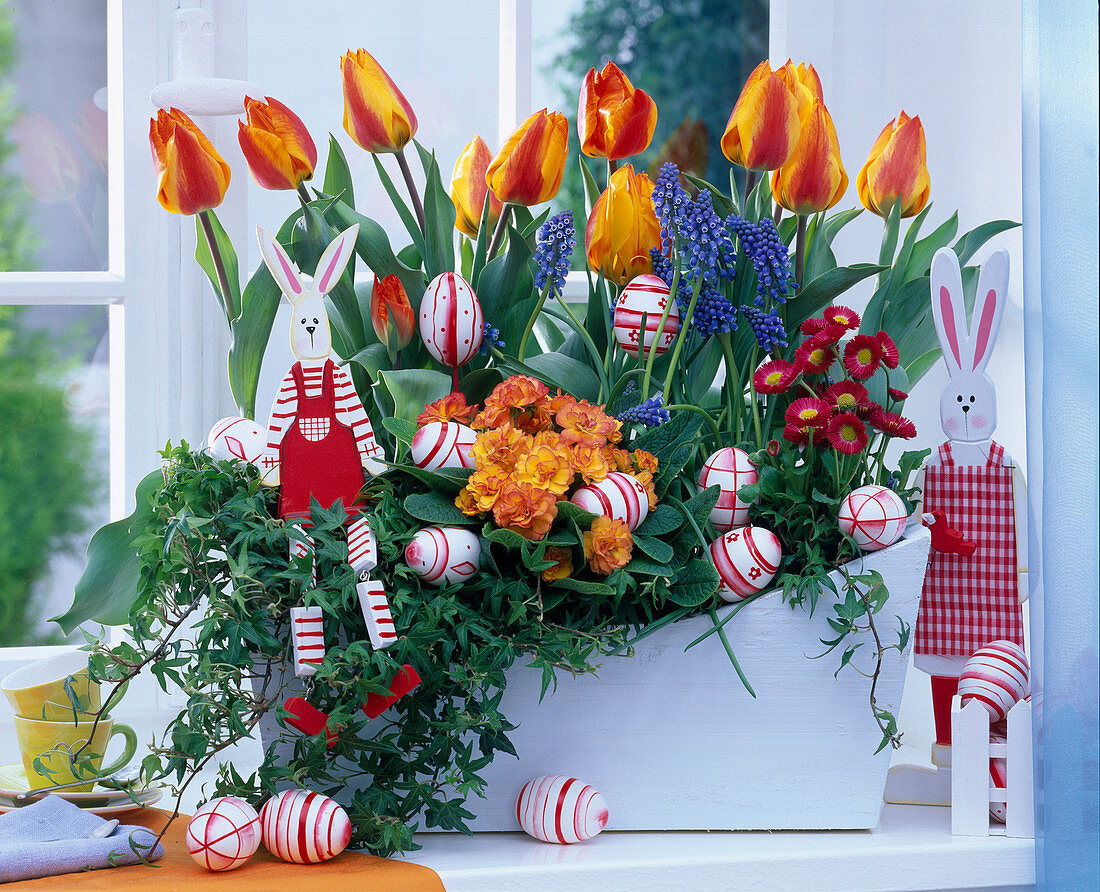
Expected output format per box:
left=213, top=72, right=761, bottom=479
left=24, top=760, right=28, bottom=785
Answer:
left=256, top=223, right=359, bottom=362
left=929, top=247, right=1009, bottom=444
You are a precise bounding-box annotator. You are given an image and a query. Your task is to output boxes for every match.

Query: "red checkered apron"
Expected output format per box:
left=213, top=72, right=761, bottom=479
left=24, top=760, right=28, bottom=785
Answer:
left=914, top=441, right=1025, bottom=656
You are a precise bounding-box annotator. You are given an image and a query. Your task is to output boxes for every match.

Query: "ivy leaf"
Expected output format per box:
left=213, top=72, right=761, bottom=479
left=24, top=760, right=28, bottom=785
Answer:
left=548, top=577, right=616, bottom=596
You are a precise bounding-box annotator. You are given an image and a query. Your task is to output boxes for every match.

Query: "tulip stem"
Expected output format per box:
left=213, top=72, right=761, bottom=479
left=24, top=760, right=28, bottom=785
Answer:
left=744, top=170, right=757, bottom=213
left=395, top=149, right=426, bottom=234
left=794, top=214, right=808, bottom=292
left=517, top=286, right=551, bottom=361
left=198, top=210, right=237, bottom=325
left=296, top=183, right=312, bottom=206
left=486, top=204, right=512, bottom=261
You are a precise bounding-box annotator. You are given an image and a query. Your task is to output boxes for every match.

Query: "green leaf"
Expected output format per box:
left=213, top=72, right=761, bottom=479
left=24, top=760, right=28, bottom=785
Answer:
left=229, top=260, right=282, bottom=419
left=578, top=156, right=602, bottom=219
left=381, top=416, right=417, bottom=445
left=635, top=503, right=684, bottom=537
left=788, top=263, right=885, bottom=324
left=555, top=500, right=598, bottom=527
left=548, top=576, right=616, bottom=596
left=683, top=174, right=735, bottom=214
left=521, top=353, right=601, bottom=402
left=954, top=220, right=1020, bottom=265
left=683, top=485, right=721, bottom=530
left=633, top=534, right=673, bottom=563
left=476, top=228, right=537, bottom=351
left=372, top=154, right=424, bottom=256
left=194, top=210, right=241, bottom=323
left=667, top=559, right=720, bottom=607
left=321, top=136, right=354, bottom=208
left=378, top=369, right=451, bottom=424
left=905, top=211, right=958, bottom=278
left=404, top=492, right=474, bottom=526
left=346, top=342, right=390, bottom=382
left=414, top=141, right=457, bottom=279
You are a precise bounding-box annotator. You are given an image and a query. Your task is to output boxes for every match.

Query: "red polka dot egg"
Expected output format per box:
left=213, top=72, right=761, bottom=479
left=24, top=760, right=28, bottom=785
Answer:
left=411, top=420, right=476, bottom=470
left=516, top=775, right=609, bottom=844
left=710, top=525, right=782, bottom=602
left=260, top=788, right=352, bottom=864
left=958, top=640, right=1029, bottom=722
left=612, top=274, right=679, bottom=360
left=419, top=272, right=483, bottom=367
left=185, top=796, right=261, bottom=871
left=697, top=447, right=757, bottom=532
left=838, top=485, right=907, bottom=552
left=571, top=472, right=649, bottom=531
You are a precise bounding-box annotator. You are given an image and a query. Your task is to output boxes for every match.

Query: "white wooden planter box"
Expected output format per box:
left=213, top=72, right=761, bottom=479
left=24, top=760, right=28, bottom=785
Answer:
left=259, top=526, right=930, bottom=833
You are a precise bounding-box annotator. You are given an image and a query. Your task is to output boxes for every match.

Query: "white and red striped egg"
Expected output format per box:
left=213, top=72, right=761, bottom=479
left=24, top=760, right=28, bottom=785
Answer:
left=260, top=788, right=351, bottom=864
left=411, top=420, right=476, bottom=470
left=710, top=526, right=782, bottom=602
left=208, top=416, right=266, bottom=466
left=570, top=472, right=649, bottom=531
left=516, top=775, right=609, bottom=844
left=185, top=796, right=261, bottom=871
left=958, top=640, right=1030, bottom=723
left=404, top=526, right=481, bottom=586
left=613, top=274, right=679, bottom=360
left=697, top=447, right=757, bottom=532
left=838, top=485, right=908, bottom=552
left=419, top=272, right=483, bottom=367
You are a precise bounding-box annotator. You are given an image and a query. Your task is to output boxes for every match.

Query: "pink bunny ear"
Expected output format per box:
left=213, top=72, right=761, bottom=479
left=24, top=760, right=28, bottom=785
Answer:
left=929, top=248, right=969, bottom=373
left=256, top=226, right=303, bottom=298
left=970, top=249, right=1009, bottom=373
left=314, top=224, right=360, bottom=295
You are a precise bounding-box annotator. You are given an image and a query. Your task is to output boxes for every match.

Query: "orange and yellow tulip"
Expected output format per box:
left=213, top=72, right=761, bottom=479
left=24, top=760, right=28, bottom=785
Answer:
left=856, top=111, right=930, bottom=218
left=12, top=112, right=85, bottom=204
left=585, top=164, right=662, bottom=286
left=148, top=108, right=231, bottom=215
left=721, top=61, right=801, bottom=172
left=485, top=109, right=569, bottom=207
left=776, top=60, right=823, bottom=110
left=450, top=136, right=503, bottom=238
left=370, top=273, right=415, bottom=350
left=238, top=96, right=317, bottom=191
left=341, top=49, right=417, bottom=154
left=648, top=116, right=708, bottom=183
left=771, top=100, right=848, bottom=214
left=578, top=62, right=658, bottom=161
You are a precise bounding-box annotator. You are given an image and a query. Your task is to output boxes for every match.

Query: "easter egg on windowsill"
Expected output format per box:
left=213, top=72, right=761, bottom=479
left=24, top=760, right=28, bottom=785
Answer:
left=958, top=640, right=1029, bottom=723
left=570, top=472, right=649, bottom=531
left=260, top=788, right=352, bottom=864
left=404, top=526, right=482, bottom=586
left=710, top=525, right=782, bottom=602
left=419, top=272, right=483, bottom=367
left=838, top=485, right=908, bottom=552
left=208, top=416, right=266, bottom=466
left=612, top=274, right=679, bottom=360
left=697, top=447, right=758, bottom=533
left=410, top=420, right=477, bottom=470
left=516, top=775, right=609, bottom=844
left=185, top=796, right=261, bottom=871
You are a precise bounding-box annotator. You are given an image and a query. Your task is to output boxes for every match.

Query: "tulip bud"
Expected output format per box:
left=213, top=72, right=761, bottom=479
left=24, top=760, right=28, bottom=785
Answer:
left=770, top=100, right=848, bottom=215
left=776, top=60, right=824, bottom=109
left=370, top=274, right=415, bottom=351
left=721, top=61, right=801, bottom=172
left=585, top=164, right=662, bottom=286
left=450, top=136, right=503, bottom=238
left=648, top=116, right=708, bottom=184
left=238, top=96, right=317, bottom=191
left=148, top=108, right=231, bottom=215
left=341, top=49, right=418, bottom=154
left=485, top=109, right=569, bottom=207
left=578, top=62, right=658, bottom=161
left=856, top=111, right=930, bottom=219
left=12, top=112, right=85, bottom=204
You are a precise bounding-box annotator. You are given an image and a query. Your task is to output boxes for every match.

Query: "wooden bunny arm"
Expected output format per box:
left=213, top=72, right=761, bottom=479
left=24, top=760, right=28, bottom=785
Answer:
left=331, top=365, right=385, bottom=471
left=266, top=367, right=300, bottom=452
left=1011, top=461, right=1029, bottom=604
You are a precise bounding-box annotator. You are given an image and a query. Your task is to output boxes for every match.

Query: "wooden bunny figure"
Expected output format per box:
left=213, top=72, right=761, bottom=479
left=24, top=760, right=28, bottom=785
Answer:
left=886, top=247, right=1029, bottom=806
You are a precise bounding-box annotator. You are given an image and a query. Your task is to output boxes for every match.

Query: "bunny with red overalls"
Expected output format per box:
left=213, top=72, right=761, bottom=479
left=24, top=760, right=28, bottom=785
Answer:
left=885, top=247, right=1029, bottom=806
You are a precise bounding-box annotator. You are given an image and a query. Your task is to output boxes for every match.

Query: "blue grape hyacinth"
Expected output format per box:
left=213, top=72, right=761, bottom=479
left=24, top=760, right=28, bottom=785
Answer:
left=740, top=305, right=788, bottom=352
left=478, top=320, right=505, bottom=355
left=533, top=209, right=576, bottom=295
left=617, top=393, right=670, bottom=427
left=726, top=215, right=796, bottom=307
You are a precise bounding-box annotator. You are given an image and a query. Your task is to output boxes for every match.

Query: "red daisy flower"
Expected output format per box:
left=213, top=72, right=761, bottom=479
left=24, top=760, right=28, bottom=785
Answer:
left=877, top=331, right=900, bottom=368
left=782, top=422, right=815, bottom=446
left=842, top=334, right=883, bottom=380
left=785, top=397, right=830, bottom=428
left=868, top=404, right=917, bottom=439
left=822, top=380, right=870, bottom=414
left=799, top=316, right=827, bottom=336
left=754, top=359, right=799, bottom=394
left=795, top=340, right=836, bottom=374
left=887, top=387, right=909, bottom=402
left=822, top=305, right=861, bottom=330
left=826, top=412, right=869, bottom=454
left=808, top=323, right=847, bottom=349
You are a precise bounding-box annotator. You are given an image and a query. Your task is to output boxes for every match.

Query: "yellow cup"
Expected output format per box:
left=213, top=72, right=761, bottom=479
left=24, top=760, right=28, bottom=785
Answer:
left=13, top=715, right=137, bottom=792
left=2, top=651, right=102, bottom=721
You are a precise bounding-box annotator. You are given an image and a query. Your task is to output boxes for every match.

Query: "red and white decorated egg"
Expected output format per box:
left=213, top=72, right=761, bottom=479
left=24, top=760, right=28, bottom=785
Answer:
left=612, top=274, right=679, bottom=360
left=411, top=420, right=477, bottom=470
left=419, top=272, right=483, bottom=367
left=260, top=788, right=351, bottom=864
left=185, top=796, right=261, bottom=872
left=958, top=640, right=1029, bottom=722
left=208, top=416, right=266, bottom=466
left=838, top=485, right=907, bottom=551
left=989, top=731, right=1008, bottom=823
left=710, top=526, right=782, bottom=602
left=697, top=447, right=757, bottom=532
left=404, top=526, right=481, bottom=586
left=516, top=775, right=609, bottom=844
left=570, top=472, right=649, bottom=531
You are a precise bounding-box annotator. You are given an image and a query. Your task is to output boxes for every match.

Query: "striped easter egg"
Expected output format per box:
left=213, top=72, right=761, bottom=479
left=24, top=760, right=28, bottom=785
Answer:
left=419, top=272, right=483, bottom=367
left=989, top=730, right=1008, bottom=823
left=404, top=526, right=481, bottom=586
left=570, top=472, right=649, bottom=531
left=410, top=420, right=477, bottom=470
left=186, top=796, right=261, bottom=871
left=516, top=775, right=609, bottom=844
left=710, top=526, right=782, bottom=602
left=208, top=415, right=266, bottom=466
left=838, top=485, right=908, bottom=552
left=260, top=789, right=351, bottom=864
left=697, top=447, right=758, bottom=532
left=958, top=640, right=1029, bottom=722
left=613, top=274, right=679, bottom=360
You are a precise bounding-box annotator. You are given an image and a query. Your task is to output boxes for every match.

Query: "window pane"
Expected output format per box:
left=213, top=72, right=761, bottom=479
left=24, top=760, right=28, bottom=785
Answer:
left=0, top=305, right=109, bottom=646
left=245, top=1, right=500, bottom=272
left=1, top=1, right=109, bottom=272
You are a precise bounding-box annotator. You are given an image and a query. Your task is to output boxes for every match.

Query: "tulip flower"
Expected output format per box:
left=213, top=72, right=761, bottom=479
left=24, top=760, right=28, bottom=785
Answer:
left=578, top=62, right=658, bottom=161
left=585, top=164, right=662, bottom=285
left=149, top=108, right=231, bottom=215
left=71, top=102, right=108, bottom=174
left=370, top=273, right=415, bottom=352
left=770, top=100, right=848, bottom=214
left=450, top=136, right=503, bottom=238
left=648, top=116, right=708, bottom=184
left=856, top=111, right=931, bottom=218
left=721, top=61, right=801, bottom=172
left=12, top=112, right=85, bottom=204
left=238, top=96, right=317, bottom=191
left=486, top=109, right=569, bottom=207
left=776, top=60, right=824, bottom=110
left=341, top=49, right=417, bottom=154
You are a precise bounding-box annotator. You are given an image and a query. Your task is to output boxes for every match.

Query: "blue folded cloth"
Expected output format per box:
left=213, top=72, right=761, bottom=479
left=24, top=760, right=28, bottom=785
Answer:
left=0, top=794, right=163, bottom=883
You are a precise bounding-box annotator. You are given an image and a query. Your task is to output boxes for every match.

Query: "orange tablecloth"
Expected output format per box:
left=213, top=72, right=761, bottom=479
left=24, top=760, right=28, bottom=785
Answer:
left=4, top=807, right=445, bottom=891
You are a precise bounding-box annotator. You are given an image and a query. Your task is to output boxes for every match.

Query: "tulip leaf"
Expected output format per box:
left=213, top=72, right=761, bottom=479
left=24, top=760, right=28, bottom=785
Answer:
left=787, top=263, right=885, bottom=325
left=470, top=196, right=494, bottom=290
left=523, top=353, right=601, bottom=402
left=905, top=211, right=959, bottom=279
left=953, top=219, right=1020, bottom=265
left=322, top=136, right=354, bottom=209
left=456, top=367, right=504, bottom=407
left=519, top=208, right=551, bottom=242
left=579, top=156, right=601, bottom=219
left=194, top=210, right=242, bottom=324
left=414, top=141, right=456, bottom=279
left=904, top=347, right=943, bottom=384
left=476, top=225, right=537, bottom=350
left=822, top=207, right=864, bottom=244
left=372, top=155, right=425, bottom=258
left=862, top=206, right=933, bottom=335
left=378, top=369, right=452, bottom=425
left=877, top=201, right=903, bottom=270
left=346, top=342, right=389, bottom=383
left=683, top=175, right=736, bottom=215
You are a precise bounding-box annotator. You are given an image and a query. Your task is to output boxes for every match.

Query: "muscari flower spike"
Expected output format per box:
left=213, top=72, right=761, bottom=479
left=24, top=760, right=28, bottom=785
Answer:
left=533, top=209, right=576, bottom=294
left=478, top=320, right=505, bottom=356
left=726, top=215, right=796, bottom=307
left=617, top=393, right=670, bottom=427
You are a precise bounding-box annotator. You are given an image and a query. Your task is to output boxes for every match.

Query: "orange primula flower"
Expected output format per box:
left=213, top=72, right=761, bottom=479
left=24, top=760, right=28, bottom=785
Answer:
left=541, top=546, right=574, bottom=582
left=583, top=516, right=633, bottom=575
left=418, top=392, right=478, bottom=427
left=470, top=424, right=529, bottom=470
left=607, top=447, right=635, bottom=473
left=455, top=487, right=481, bottom=517
left=548, top=389, right=577, bottom=414
left=569, top=443, right=612, bottom=484
left=632, top=449, right=658, bottom=475
left=463, top=465, right=511, bottom=513
left=556, top=400, right=622, bottom=448
left=493, top=481, right=558, bottom=541
left=478, top=375, right=552, bottom=432
left=515, top=443, right=574, bottom=496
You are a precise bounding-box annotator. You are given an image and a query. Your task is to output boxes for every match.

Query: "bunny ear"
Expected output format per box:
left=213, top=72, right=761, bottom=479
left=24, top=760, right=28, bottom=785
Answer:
left=257, top=225, right=303, bottom=301
left=929, top=247, right=969, bottom=373
left=313, top=224, right=359, bottom=295
left=969, top=249, right=1009, bottom=374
